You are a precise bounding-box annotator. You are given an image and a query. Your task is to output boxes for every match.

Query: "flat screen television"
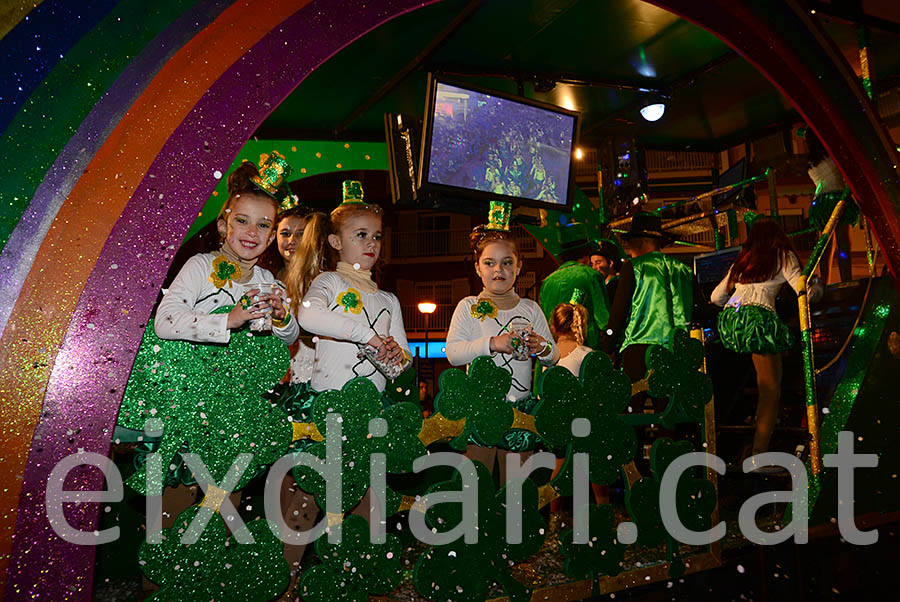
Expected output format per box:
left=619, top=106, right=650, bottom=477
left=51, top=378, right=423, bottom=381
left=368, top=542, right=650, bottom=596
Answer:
left=417, top=74, right=580, bottom=211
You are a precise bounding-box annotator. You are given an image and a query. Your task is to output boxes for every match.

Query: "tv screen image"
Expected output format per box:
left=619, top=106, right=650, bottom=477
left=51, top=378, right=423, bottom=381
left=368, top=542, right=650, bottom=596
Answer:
left=424, top=82, right=577, bottom=206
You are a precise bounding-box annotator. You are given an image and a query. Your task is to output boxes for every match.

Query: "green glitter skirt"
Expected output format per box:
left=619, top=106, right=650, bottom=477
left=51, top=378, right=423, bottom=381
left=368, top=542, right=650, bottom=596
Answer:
left=809, top=191, right=859, bottom=230
left=469, top=394, right=540, bottom=452
left=717, top=305, right=794, bottom=355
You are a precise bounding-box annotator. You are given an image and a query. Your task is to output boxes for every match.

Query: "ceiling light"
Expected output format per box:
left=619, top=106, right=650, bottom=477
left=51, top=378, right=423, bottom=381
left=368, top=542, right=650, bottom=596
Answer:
left=640, top=103, right=666, bottom=122
left=575, top=148, right=584, bottom=160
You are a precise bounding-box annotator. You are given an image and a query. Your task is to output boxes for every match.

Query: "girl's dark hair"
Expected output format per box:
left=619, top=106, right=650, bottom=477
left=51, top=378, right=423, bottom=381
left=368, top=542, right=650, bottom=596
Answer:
left=257, top=206, right=313, bottom=277
left=805, top=129, right=829, bottom=168
left=469, top=225, right=520, bottom=261
left=727, top=218, right=796, bottom=288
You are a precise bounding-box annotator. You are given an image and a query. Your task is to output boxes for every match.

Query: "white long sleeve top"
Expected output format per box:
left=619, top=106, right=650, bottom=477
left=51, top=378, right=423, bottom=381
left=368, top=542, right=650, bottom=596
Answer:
left=446, top=296, right=559, bottom=401
left=297, top=271, right=410, bottom=393
left=154, top=252, right=298, bottom=345
left=710, top=252, right=802, bottom=312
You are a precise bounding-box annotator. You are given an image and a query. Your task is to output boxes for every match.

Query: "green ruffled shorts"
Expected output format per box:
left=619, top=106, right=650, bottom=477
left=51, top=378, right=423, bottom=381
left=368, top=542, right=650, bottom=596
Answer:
left=717, top=304, right=794, bottom=355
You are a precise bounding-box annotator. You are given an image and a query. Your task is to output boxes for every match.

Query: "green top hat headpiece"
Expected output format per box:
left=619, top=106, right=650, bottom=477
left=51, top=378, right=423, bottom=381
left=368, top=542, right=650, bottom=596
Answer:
left=569, top=288, right=586, bottom=305
left=250, top=151, right=293, bottom=207
left=341, top=180, right=365, bottom=204
left=486, top=200, right=511, bottom=232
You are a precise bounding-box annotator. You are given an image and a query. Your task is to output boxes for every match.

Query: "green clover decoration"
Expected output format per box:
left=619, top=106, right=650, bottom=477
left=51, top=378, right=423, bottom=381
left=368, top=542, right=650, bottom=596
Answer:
left=298, top=514, right=404, bottom=602
left=625, top=438, right=717, bottom=577
left=534, top=351, right=636, bottom=487
left=559, top=504, right=624, bottom=580
left=340, top=291, right=359, bottom=312
left=217, top=261, right=237, bottom=281
left=646, top=329, right=713, bottom=425
left=118, top=305, right=293, bottom=495
left=138, top=505, right=289, bottom=602
left=413, top=460, right=546, bottom=602
left=434, top=356, right=514, bottom=450
left=292, top=377, right=425, bottom=514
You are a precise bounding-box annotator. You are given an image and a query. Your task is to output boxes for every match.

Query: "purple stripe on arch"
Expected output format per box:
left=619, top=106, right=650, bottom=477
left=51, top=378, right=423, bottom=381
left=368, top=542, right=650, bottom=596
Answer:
left=0, top=0, right=230, bottom=342
left=5, top=0, right=436, bottom=599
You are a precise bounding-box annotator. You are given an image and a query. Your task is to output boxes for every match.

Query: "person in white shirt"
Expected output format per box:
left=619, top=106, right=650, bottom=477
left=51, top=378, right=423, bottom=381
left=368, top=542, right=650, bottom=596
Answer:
left=711, top=217, right=820, bottom=466
left=446, top=224, right=559, bottom=481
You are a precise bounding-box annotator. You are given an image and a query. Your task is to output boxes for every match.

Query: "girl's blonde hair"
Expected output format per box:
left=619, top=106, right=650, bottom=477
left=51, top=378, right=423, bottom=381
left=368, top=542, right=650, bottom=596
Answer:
left=285, top=202, right=383, bottom=315
left=551, top=302, right=588, bottom=346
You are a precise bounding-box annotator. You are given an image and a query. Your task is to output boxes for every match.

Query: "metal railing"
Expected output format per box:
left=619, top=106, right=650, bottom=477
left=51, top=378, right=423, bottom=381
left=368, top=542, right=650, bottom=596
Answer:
left=391, top=224, right=538, bottom=259
left=401, top=304, right=455, bottom=334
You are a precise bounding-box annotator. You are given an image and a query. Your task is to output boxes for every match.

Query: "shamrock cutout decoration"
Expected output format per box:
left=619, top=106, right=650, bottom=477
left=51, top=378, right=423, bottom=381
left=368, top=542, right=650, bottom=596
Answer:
left=646, top=329, right=713, bottom=424
left=118, top=306, right=293, bottom=495
left=434, top=356, right=514, bottom=450
left=625, top=438, right=717, bottom=577
left=559, top=504, right=624, bottom=579
left=535, top=351, right=636, bottom=486
left=139, top=505, right=288, bottom=602
left=293, top=377, right=424, bottom=514
left=298, top=514, right=404, bottom=602
left=413, top=461, right=546, bottom=602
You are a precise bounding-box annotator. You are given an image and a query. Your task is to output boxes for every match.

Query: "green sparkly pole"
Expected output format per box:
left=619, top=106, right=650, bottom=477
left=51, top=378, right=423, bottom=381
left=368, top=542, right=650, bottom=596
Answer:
left=767, top=168, right=779, bottom=220
left=798, top=194, right=848, bottom=477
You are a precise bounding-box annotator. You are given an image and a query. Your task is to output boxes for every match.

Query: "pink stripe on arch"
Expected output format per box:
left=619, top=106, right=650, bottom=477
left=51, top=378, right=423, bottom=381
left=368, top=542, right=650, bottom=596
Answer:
left=6, top=0, right=436, bottom=598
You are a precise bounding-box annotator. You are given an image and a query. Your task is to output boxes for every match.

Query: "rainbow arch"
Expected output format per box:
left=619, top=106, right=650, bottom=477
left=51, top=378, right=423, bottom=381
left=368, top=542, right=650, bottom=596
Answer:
left=1, top=0, right=898, bottom=599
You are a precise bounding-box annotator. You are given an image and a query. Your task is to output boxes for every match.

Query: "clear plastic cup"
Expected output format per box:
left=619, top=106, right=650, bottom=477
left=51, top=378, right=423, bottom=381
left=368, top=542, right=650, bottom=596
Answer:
left=508, top=318, right=533, bottom=361
left=245, top=282, right=278, bottom=331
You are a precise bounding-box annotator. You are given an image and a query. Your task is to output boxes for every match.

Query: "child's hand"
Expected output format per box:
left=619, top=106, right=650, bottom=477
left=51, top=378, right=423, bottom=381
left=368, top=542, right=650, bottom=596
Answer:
left=525, top=332, right=548, bottom=356
left=489, top=332, right=516, bottom=354
left=380, top=336, right=403, bottom=366
left=266, top=289, right=287, bottom=321
left=227, top=289, right=268, bottom=329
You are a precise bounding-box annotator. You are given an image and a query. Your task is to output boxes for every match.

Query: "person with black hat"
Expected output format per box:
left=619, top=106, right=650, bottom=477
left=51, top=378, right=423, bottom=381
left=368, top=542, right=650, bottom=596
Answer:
left=539, top=222, right=610, bottom=350
left=590, top=238, right=624, bottom=303
left=602, top=212, right=703, bottom=384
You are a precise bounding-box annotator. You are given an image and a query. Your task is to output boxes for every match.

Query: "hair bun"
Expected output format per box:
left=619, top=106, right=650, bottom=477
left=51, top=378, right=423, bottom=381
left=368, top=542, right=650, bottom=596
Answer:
left=468, top=225, right=488, bottom=250
left=227, top=161, right=260, bottom=197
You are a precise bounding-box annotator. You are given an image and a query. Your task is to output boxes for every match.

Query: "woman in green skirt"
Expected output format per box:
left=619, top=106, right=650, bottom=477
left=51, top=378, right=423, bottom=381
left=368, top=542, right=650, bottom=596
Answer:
left=711, top=219, right=805, bottom=465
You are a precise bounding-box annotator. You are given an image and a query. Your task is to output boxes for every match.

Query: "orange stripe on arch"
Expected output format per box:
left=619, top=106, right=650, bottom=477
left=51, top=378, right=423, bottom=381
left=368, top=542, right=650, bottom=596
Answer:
left=0, top=0, right=311, bottom=577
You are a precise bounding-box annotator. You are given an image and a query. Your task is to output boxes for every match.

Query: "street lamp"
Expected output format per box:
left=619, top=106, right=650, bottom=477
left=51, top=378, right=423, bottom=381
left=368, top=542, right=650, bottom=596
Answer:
left=417, top=302, right=437, bottom=359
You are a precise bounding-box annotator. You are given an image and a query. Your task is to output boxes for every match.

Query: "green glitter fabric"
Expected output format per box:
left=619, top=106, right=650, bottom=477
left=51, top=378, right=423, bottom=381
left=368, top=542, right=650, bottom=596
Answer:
left=139, top=505, right=289, bottom=602
left=118, top=306, right=293, bottom=494
left=434, top=356, right=514, bottom=450
left=292, top=377, right=425, bottom=514
left=501, top=394, right=540, bottom=452
left=559, top=504, right=624, bottom=579
left=646, top=329, right=713, bottom=425
left=809, top=190, right=860, bottom=230
left=535, top=351, right=636, bottom=485
left=717, top=304, right=794, bottom=355
left=625, top=438, right=717, bottom=576
left=413, top=461, right=546, bottom=602
left=298, top=514, right=404, bottom=602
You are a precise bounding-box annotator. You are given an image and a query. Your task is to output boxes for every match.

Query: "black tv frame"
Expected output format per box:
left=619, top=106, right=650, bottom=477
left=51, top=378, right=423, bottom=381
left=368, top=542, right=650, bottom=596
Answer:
left=417, top=73, right=581, bottom=212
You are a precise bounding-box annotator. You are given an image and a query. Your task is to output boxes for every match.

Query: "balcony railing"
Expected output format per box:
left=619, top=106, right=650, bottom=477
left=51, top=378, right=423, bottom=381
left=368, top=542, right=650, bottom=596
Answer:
left=391, top=225, right=539, bottom=259
left=401, top=304, right=455, bottom=336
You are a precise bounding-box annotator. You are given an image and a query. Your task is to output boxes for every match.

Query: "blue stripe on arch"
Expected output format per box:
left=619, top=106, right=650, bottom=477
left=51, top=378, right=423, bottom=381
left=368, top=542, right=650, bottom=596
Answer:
left=0, top=0, right=120, bottom=135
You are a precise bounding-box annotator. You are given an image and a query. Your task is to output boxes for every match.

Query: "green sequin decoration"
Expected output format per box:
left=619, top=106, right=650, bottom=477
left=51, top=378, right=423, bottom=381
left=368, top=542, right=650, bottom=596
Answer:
left=535, top=351, right=636, bottom=485
left=138, top=505, right=289, bottom=601
left=646, top=329, right=713, bottom=424
left=559, top=504, right=624, bottom=579
left=292, top=377, right=425, bottom=514
left=625, top=438, right=717, bottom=576
left=118, top=306, right=292, bottom=494
left=413, top=461, right=546, bottom=602
left=434, top=356, right=514, bottom=450
left=298, top=514, right=404, bottom=602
